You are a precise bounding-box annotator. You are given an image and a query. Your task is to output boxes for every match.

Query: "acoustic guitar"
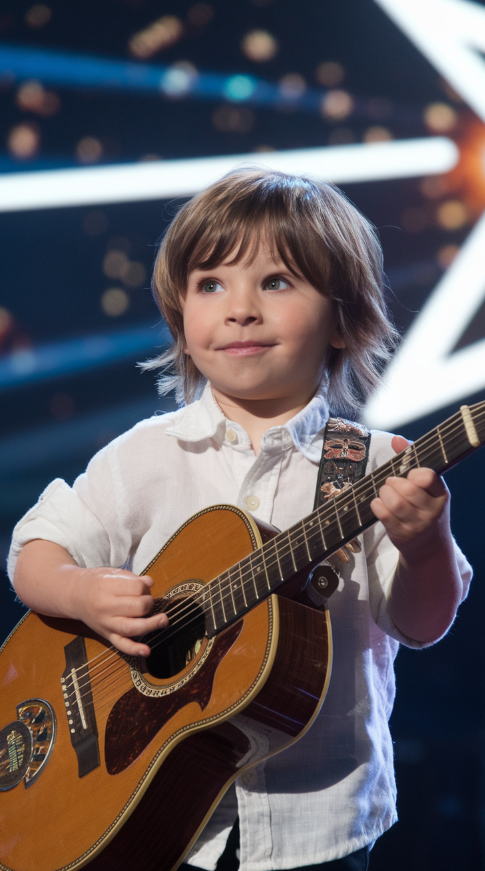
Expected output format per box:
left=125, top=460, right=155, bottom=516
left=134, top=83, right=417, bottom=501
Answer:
left=1, top=402, right=484, bottom=871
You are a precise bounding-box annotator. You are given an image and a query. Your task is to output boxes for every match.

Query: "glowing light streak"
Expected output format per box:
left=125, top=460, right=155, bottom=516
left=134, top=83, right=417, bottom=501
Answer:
left=365, top=210, right=485, bottom=428
left=0, top=138, right=458, bottom=212
left=366, top=0, right=485, bottom=427
left=0, top=322, right=171, bottom=390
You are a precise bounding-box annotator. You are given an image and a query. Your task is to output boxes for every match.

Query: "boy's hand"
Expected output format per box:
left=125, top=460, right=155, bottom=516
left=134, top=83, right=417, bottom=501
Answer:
left=370, top=435, right=463, bottom=644
left=370, top=435, right=450, bottom=559
left=74, top=567, right=169, bottom=658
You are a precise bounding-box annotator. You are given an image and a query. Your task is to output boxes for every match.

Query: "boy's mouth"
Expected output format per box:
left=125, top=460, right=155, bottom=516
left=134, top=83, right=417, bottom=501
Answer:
left=218, top=341, right=273, bottom=355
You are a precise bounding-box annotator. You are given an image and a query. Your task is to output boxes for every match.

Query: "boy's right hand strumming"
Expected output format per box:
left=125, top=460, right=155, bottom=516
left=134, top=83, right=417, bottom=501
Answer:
left=13, top=539, right=168, bottom=658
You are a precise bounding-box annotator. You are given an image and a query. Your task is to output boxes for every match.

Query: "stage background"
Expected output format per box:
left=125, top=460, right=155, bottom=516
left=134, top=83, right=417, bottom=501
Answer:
left=1, top=2, right=485, bottom=868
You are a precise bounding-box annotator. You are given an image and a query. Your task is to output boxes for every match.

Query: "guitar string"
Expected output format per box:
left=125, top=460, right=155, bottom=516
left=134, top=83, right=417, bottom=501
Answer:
left=66, top=409, right=485, bottom=720
left=66, top=408, right=485, bottom=716
left=63, top=405, right=485, bottom=706
left=66, top=404, right=485, bottom=715
left=63, top=406, right=485, bottom=707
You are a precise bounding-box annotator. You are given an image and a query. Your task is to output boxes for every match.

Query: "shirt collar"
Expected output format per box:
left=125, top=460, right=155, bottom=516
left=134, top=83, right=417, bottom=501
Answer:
left=165, top=380, right=330, bottom=463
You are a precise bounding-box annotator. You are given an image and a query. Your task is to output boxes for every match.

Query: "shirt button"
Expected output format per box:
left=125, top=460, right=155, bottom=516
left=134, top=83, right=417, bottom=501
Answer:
left=245, top=495, right=260, bottom=511
left=226, top=428, right=238, bottom=443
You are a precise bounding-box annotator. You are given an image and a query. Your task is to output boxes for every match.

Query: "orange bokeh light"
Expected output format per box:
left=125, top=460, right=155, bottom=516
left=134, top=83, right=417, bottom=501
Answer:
left=445, top=118, right=485, bottom=217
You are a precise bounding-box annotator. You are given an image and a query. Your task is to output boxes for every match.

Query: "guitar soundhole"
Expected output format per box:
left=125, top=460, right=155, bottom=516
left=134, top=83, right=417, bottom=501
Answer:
left=141, top=596, right=207, bottom=680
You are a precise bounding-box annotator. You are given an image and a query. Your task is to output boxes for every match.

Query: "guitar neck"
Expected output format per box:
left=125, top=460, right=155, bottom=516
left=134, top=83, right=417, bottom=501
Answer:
left=203, top=402, right=485, bottom=637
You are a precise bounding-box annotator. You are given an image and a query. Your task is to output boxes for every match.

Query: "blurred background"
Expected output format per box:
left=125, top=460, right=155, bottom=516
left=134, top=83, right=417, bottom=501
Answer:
left=1, top=0, right=485, bottom=867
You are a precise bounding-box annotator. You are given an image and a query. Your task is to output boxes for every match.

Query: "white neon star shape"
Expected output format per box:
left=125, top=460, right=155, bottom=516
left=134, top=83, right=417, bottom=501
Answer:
left=366, top=0, right=485, bottom=428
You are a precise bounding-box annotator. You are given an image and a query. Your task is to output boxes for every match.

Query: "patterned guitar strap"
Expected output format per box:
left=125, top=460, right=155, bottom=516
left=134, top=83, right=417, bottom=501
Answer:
left=313, top=415, right=371, bottom=575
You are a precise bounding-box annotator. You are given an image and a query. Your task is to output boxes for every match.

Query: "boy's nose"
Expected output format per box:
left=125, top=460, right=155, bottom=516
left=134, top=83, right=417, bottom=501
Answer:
left=225, top=286, right=261, bottom=324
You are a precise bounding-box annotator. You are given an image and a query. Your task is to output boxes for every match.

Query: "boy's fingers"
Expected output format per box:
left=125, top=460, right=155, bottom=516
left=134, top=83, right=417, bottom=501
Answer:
left=119, top=612, right=169, bottom=638
left=405, top=468, right=448, bottom=499
left=109, top=634, right=152, bottom=658
left=391, top=435, right=410, bottom=453
left=114, top=594, right=155, bottom=617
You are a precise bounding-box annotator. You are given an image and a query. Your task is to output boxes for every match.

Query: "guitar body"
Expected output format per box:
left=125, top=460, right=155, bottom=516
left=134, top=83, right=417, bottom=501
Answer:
left=0, top=505, right=332, bottom=871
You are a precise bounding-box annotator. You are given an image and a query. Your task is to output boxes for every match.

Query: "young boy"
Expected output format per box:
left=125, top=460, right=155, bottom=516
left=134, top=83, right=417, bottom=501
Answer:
left=8, top=169, right=471, bottom=871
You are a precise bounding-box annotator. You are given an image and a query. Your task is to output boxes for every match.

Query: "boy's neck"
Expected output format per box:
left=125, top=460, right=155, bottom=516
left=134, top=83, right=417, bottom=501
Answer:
left=211, top=387, right=314, bottom=455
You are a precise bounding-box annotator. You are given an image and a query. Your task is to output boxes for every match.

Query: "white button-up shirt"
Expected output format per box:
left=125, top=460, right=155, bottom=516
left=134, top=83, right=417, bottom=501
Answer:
left=8, top=383, right=472, bottom=870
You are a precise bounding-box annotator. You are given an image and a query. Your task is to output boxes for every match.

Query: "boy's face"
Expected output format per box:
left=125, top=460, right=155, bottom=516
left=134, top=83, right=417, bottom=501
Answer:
left=182, top=243, right=345, bottom=411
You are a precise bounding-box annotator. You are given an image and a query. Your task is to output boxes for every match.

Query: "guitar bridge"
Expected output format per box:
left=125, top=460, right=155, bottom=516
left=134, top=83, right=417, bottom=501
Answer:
left=62, top=635, right=100, bottom=778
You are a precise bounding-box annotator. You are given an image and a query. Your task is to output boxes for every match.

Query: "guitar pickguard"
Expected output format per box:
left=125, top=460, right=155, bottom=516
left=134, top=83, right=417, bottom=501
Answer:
left=105, top=621, right=243, bottom=775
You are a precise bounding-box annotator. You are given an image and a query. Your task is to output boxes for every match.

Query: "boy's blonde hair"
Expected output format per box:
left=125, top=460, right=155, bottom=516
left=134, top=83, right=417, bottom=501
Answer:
left=145, top=167, right=398, bottom=416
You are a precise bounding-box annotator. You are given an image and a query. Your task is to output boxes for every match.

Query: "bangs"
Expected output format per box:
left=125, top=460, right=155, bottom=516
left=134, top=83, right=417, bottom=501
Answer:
left=176, top=175, right=334, bottom=296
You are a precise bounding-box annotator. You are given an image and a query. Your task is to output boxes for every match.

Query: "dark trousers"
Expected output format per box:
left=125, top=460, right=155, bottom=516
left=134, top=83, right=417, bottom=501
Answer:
left=179, top=844, right=369, bottom=871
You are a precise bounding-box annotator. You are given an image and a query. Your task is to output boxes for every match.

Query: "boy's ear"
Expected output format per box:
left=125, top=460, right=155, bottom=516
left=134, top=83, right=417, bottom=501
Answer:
left=329, top=327, right=346, bottom=350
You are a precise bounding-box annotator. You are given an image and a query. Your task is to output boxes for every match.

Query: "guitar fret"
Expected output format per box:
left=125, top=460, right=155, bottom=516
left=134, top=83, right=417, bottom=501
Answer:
left=215, top=579, right=226, bottom=626
left=413, top=442, right=420, bottom=467
left=317, top=511, right=327, bottom=550
left=225, top=570, right=236, bottom=615
left=369, top=470, right=379, bottom=498
left=291, top=526, right=313, bottom=571
left=351, top=488, right=362, bottom=527
left=333, top=501, right=344, bottom=539
left=304, top=516, right=325, bottom=560
left=302, top=522, right=312, bottom=561
left=251, top=552, right=268, bottom=598
left=228, top=567, right=246, bottom=614
left=202, top=403, right=485, bottom=637
left=239, top=563, right=248, bottom=609
left=276, top=537, right=296, bottom=580
left=437, top=424, right=448, bottom=464
left=218, top=578, right=227, bottom=623
left=260, top=548, right=271, bottom=591
left=264, top=538, right=283, bottom=584
left=245, top=553, right=260, bottom=601
left=288, top=531, right=297, bottom=573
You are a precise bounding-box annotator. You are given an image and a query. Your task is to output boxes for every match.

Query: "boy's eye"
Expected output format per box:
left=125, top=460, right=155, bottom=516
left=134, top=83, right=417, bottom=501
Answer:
left=200, top=280, right=223, bottom=294
left=265, top=278, right=289, bottom=291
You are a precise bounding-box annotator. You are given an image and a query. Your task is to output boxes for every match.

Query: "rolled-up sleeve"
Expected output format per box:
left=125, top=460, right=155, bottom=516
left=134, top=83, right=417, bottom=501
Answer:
left=8, top=477, right=113, bottom=583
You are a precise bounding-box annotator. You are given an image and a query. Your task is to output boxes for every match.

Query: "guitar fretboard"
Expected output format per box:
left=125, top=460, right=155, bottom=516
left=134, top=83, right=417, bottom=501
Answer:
left=200, top=402, right=485, bottom=637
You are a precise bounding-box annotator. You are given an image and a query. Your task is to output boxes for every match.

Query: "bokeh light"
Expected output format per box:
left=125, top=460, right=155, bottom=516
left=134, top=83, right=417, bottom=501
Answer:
left=76, top=137, right=103, bottom=164
left=320, top=89, right=354, bottom=121
left=16, top=80, right=60, bottom=116
left=315, top=61, right=345, bottom=87
left=101, top=288, right=130, bottom=317
left=212, top=105, right=255, bottom=132
left=161, top=62, right=198, bottom=97
left=240, top=30, right=278, bottom=62
left=363, top=126, right=393, bottom=143
left=24, top=4, right=51, bottom=28
left=7, top=122, right=40, bottom=159
left=0, top=308, right=14, bottom=340
left=129, top=16, right=183, bottom=59
left=436, top=199, right=469, bottom=229
left=278, top=74, right=306, bottom=100
left=123, top=262, right=146, bottom=288
left=103, top=250, right=130, bottom=280
left=424, top=102, right=457, bottom=133
left=224, top=75, right=255, bottom=102
left=436, top=243, right=460, bottom=268
left=420, top=176, right=449, bottom=199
